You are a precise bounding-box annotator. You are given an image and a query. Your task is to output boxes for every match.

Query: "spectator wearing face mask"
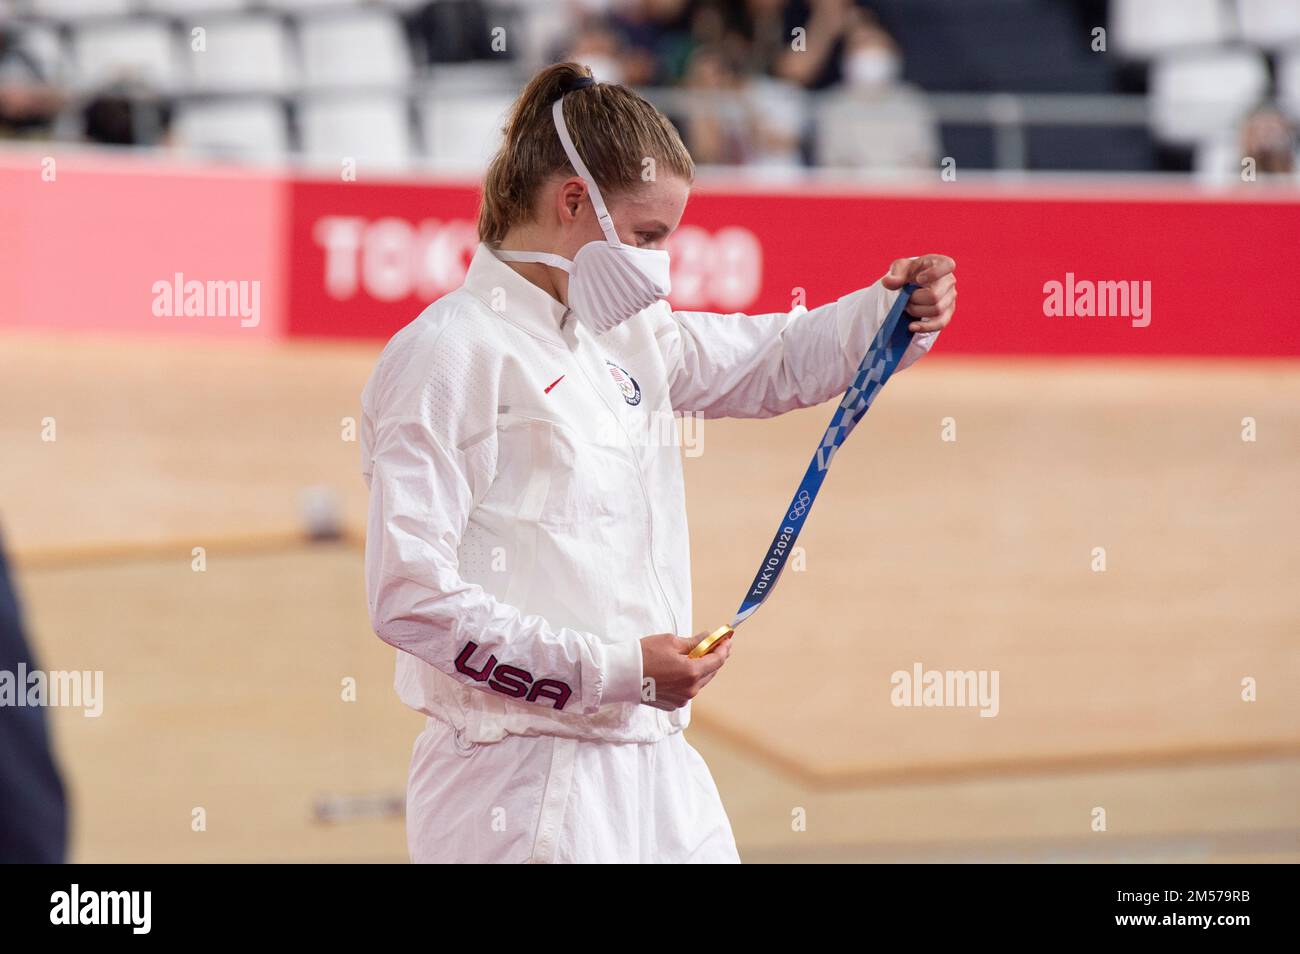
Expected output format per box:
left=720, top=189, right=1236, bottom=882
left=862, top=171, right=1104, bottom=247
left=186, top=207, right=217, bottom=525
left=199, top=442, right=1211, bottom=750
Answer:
left=813, top=15, right=938, bottom=172
left=562, top=21, right=634, bottom=86
left=1195, top=106, right=1298, bottom=184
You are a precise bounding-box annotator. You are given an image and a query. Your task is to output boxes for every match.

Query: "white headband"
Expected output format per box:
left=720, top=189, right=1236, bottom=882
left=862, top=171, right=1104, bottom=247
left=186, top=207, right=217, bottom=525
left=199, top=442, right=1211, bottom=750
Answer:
left=551, top=97, right=619, bottom=247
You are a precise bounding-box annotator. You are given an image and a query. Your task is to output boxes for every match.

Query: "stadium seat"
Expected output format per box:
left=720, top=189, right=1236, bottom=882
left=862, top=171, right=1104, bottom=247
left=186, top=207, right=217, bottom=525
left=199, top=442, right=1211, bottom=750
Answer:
left=298, top=93, right=415, bottom=169
left=144, top=0, right=250, bottom=15
left=1149, top=48, right=1269, bottom=145
left=425, top=62, right=521, bottom=94
left=260, top=0, right=361, bottom=9
left=1277, top=49, right=1300, bottom=123
left=31, top=0, right=135, bottom=17
left=173, top=98, right=290, bottom=161
left=298, top=9, right=412, bottom=89
left=8, top=22, right=69, bottom=84
left=408, top=0, right=502, bottom=64
left=510, top=3, right=571, bottom=72
left=71, top=18, right=182, bottom=91
left=871, top=0, right=1113, bottom=94
left=184, top=15, right=297, bottom=94
left=1193, top=134, right=1241, bottom=184
left=815, top=87, right=937, bottom=171
left=1236, top=0, right=1300, bottom=49
left=418, top=91, right=513, bottom=169
left=1112, top=0, right=1233, bottom=60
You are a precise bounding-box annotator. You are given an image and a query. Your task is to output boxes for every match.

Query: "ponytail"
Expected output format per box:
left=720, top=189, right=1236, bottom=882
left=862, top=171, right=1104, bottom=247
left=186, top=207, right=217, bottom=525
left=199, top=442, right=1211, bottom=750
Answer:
left=477, top=63, right=694, bottom=245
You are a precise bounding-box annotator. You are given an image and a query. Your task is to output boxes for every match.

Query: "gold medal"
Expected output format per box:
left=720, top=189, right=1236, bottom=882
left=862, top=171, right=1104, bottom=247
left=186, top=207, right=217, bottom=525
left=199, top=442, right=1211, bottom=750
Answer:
left=688, top=625, right=734, bottom=659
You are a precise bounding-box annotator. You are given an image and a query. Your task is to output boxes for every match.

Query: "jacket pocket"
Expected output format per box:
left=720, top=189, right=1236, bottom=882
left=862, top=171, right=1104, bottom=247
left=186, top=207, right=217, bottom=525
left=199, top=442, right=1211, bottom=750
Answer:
left=497, top=412, right=635, bottom=531
left=491, top=413, right=554, bottom=610
left=538, top=419, right=639, bottom=529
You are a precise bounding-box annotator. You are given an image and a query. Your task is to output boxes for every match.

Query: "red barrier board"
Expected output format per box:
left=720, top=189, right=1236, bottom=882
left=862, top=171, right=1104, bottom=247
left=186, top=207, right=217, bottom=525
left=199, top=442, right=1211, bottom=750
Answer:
left=286, top=177, right=482, bottom=340
left=0, top=152, right=286, bottom=339
left=3, top=149, right=1297, bottom=357
left=286, top=177, right=1300, bottom=356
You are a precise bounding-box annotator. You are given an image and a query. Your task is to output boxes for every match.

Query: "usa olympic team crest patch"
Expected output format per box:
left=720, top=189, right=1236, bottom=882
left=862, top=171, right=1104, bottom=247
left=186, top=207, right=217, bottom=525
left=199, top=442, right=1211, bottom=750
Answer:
left=605, top=361, right=641, bottom=406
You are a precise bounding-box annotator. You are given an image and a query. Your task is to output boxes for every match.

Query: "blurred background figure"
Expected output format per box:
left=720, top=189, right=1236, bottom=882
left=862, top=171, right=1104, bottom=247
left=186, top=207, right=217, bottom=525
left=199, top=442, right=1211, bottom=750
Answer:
left=680, top=44, right=753, bottom=165
left=679, top=41, right=804, bottom=169
left=814, top=11, right=938, bottom=171
left=772, top=0, right=856, bottom=90
left=0, top=532, right=68, bottom=864
left=0, top=0, right=1297, bottom=179
left=0, top=21, right=63, bottom=139
left=81, top=82, right=173, bottom=147
left=562, top=18, right=633, bottom=84
left=409, top=0, right=505, bottom=65
left=1241, top=107, right=1298, bottom=175
left=1197, top=104, right=1298, bottom=183
left=600, top=0, right=692, bottom=86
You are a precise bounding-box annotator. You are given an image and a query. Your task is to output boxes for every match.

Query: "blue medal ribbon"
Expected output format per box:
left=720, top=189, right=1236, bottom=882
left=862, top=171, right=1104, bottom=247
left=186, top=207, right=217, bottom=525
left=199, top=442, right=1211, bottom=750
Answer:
left=728, top=283, right=919, bottom=628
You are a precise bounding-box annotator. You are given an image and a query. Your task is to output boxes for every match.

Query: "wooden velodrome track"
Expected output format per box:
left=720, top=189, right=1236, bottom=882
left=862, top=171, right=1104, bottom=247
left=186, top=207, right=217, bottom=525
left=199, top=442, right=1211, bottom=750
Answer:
left=2, top=331, right=1297, bottom=863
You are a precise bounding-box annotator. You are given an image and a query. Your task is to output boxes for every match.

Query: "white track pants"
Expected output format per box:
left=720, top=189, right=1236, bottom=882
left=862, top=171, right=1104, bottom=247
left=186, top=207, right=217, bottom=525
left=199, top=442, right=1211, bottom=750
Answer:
left=406, top=717, right=740, bottom=864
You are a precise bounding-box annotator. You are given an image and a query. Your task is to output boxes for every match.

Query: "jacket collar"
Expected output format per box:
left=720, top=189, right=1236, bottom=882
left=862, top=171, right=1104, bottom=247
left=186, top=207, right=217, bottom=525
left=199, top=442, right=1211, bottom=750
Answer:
left=463, top=242, right=570, bottom=344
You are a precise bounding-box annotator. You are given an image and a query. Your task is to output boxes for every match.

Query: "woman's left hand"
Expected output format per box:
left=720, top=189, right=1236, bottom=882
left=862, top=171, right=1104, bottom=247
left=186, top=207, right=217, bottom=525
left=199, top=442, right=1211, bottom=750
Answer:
left=880, top=254, right=957, bottom=334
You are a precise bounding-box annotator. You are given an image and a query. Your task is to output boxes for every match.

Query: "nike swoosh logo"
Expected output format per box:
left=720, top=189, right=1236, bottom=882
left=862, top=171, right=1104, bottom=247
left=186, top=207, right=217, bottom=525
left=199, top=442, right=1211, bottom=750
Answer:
left=544, top=375, right=565, bottom=394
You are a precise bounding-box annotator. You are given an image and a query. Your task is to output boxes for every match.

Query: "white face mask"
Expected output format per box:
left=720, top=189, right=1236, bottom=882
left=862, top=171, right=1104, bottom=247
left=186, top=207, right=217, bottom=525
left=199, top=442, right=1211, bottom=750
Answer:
left=575, top=54, right=624, bottom=85
left=496, top=97, right=672, bottom=336
left=845, top=49, right=901, bottom=89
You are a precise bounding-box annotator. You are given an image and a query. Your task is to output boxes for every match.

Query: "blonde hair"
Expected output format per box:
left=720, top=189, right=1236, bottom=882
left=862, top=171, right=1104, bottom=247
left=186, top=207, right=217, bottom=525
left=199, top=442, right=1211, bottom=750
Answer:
left=477, top=63, right=694, bottom=245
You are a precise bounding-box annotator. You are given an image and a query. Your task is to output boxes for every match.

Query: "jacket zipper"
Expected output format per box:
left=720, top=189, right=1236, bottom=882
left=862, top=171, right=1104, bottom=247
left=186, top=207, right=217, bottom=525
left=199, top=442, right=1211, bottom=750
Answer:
left=566, top=332, right=680, bottom=636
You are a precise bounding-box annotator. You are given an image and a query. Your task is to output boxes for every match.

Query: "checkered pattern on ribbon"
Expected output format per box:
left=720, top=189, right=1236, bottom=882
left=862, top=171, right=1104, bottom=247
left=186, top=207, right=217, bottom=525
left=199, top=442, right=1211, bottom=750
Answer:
left=814, top=337, right=904, bottom=471
left=730, top=284, right=918, bottom=628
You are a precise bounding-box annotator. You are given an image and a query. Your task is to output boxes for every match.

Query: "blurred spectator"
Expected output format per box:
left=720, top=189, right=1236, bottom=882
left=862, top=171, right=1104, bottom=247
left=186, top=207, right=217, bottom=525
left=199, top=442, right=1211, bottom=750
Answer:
left=608, top=0, right=694, bottom=86
left=564, top=19, right=632, bottom=84
left=702, top=0, right=813, bottom=78
left=408, top=0, right=506, bottom=65
left=688, top=0, right=765, bottom=81
left=680, top=45, right=750, bottom=163
left=1196, top=106, right=1298, bottom=183
left=746, top=73, right=806, bottom=167
left=774, top=0, right=873, bottom=91
left=1240, top=107, right=1297, bottom=175
left=3, top=0, right=1265, bottom=177
left=81, top=83, right=172, bottom=147
left=0, top=24, right=63, bottom=137
left=814, top=14, right=937, bottom=171
left=678, top=42, right=802, bottom=167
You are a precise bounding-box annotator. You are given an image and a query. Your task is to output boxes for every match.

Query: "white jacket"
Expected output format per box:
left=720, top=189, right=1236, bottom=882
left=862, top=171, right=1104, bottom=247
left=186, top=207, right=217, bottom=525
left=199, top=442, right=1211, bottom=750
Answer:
left=362, top=242, right=935, bottom=744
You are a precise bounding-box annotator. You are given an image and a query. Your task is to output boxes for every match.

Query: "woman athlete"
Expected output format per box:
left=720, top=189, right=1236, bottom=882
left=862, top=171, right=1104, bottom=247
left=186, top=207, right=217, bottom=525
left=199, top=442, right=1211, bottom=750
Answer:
left=361, top=62, right=957, bottom=863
